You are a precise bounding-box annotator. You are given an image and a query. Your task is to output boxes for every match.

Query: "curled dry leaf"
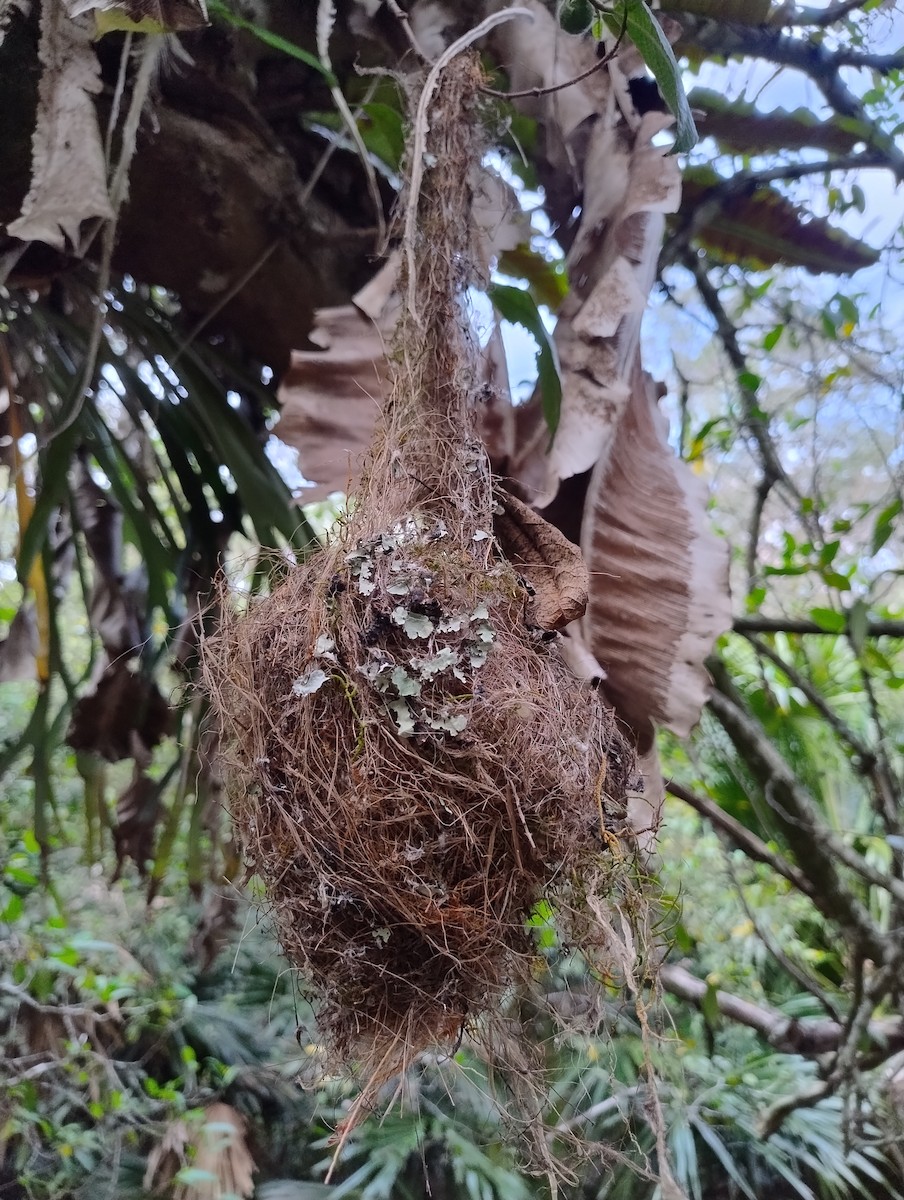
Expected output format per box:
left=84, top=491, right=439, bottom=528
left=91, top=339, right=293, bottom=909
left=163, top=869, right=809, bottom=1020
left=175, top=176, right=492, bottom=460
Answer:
left=0, top=604, right=38, bottom=682
left=580, top=364, right=731, bottom=738
left=530, top=110, right=682, bottom=507
left=67, top=662, right=171, bottom=762
left=493, top=488, right=588, bottom=631
left=112, top=768, right=162, bottom=878
left=6, top=0, right=112, bottom=249
left=277, top=305, right=388, bottom=504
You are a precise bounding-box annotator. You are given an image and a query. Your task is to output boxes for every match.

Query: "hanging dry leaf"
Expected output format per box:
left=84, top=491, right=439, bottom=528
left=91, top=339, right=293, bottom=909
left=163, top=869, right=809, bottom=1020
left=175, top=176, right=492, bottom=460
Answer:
left=209, top=1107, right=258, bottom=1199
left=67, top=662, right=171, bottom=762
left=277, top=298, right=515, bottom=500
left=472, top=165, right=532, bottom=263
left=489, top=0, right=606, bottom=177
left=72, top=460, right=149, bottom=658
left=111, top=768, right=162, bottom=878
left=143, top=1117, right=190, bottom=1194
left=0, top=604, right=38, bottom=682
left=185, top=1104, right=255, bottom=1200
left=532, top=110, right=682, bottom=507
left=277, top=305, right=388, bottom=503
left=494, top=488, right=588, bottom=630
left=580, top=363, right=731, bottom=738
left=6, top=0, right=112, bottom=249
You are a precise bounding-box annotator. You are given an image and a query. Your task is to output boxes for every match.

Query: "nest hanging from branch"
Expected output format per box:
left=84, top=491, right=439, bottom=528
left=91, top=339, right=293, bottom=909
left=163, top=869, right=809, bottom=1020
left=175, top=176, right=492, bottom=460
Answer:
left=202, top=52, right=635, bottom=1085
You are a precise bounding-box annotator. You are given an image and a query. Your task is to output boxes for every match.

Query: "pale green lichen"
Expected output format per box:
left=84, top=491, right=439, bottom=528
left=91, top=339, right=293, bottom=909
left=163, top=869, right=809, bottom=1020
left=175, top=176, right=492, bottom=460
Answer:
left=391, top=665, right=422, bottom=696
left=292, top=667, right=328, bottom=696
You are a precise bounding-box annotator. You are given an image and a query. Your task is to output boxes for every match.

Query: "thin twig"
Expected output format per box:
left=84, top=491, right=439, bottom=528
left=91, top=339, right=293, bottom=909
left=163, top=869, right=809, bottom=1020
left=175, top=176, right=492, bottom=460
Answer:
left=706, top=661, right=897, bottom=952
left=665, top=778, right=815, bottom=898
left=171, top=239, right=279, bottom=364
left=790, top=0, right=866, bottom=25
left=658, top=963, right=904, bottom=1058
left=721, top=845, right=842, bottom=1021
left=554, top=1086, right=645, bottom=1133
left=51, top=37, right=163, bottom=443
left=480, top=45, right=616, bottom=101
left=743, top=633, right=872, bottom=762
left=317, top=0, right=386, bottom=251
left=384, top=0, right=432, bottom=62
left=745, top=474, right=773, bottom=593
left=300, top=78, right=381, bottom=208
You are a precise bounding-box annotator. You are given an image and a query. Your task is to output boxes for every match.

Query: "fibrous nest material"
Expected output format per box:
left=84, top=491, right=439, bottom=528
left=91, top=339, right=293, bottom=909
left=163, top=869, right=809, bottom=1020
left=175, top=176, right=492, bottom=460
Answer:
left=202, top=52, right=635, bottom=1085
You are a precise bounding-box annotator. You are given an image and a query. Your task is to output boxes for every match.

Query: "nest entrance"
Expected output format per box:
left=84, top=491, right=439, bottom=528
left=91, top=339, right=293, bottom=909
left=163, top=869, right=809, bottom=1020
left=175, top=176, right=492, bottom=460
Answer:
left=202, top=53, right=635, bottom=1089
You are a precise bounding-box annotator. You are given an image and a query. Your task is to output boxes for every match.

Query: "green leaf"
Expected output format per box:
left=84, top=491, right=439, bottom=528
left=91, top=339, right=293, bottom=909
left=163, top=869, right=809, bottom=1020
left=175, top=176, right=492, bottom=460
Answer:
left=1, top=893, right=24, bottom=922
left=818, top=540, right=840, bottom=566
left=763, top=325, right=784, bottom=351
left=207, top=0, right=335, bottom=84
left=17, top=419, right=83, bottom=584
left=822, top=570, right=851, bottom=592
left=691, top=1117, right=758, bottom=1200
left=871, top=497, right=902, bottom=555
left=497, top=245, right=569, bottom=309
left=847, top=599, right=869, bottom=655
left=559, top=0, right=593, bottom=35
left=746, top=586, right=766, bottom=612
left=809, top=607, right=845, bottom=633
left=701, top=978, right=721, bottom=1029
left=360, top=102, right=405, bottom=172
left=738, top=370, right=762, bottom=393
left=605, top=2, right=698, bottom=153
left=488, top=283, right=562, bottom=437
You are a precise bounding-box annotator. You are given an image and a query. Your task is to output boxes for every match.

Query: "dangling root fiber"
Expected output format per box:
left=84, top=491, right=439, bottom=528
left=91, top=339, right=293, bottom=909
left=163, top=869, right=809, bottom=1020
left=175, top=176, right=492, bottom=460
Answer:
left=202, top=53, right=635, bottom=1093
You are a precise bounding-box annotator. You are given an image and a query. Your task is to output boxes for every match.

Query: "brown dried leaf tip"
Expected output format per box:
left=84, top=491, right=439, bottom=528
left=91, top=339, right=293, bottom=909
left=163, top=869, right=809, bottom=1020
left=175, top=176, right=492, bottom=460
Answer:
left=494, top=488, right=589, bottom=631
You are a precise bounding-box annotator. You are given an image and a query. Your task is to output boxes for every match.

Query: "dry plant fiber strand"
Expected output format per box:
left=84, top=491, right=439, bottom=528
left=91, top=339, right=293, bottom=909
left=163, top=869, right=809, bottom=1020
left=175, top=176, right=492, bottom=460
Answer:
left=202, top=51, right=635, bottom=1098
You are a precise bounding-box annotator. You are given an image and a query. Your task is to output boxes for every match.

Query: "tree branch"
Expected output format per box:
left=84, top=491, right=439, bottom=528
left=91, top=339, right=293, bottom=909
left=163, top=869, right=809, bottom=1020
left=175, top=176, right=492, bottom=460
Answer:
left=706, top=659, right=891, bottom=958
left=659, top=962, right=904, bottom=1057
left=744, top=632, right=903, bottom=852
left=686, top=255, right=799, bottom=506
left=743, top=633, right=872, bottom=761
left=665, top=779, right=816, bottom=899
left=672, top=14, right=904, bottom=180
left=734, top=616, right=904, bottom=638
left=721, top=846, right=842, bottom=1021
left=790, top=0, right=867, bottom=26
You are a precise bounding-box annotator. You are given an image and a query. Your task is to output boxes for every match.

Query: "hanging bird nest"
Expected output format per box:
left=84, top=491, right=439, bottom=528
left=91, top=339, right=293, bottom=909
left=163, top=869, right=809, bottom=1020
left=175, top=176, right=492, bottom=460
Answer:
left=202, top=53, right=635, bottom=1087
